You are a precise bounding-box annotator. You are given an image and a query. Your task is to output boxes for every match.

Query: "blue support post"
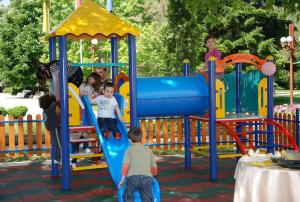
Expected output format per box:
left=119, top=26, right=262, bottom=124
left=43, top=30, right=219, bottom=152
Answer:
left=49, top=37, right=59, bottom=177
left=197, top=121, right=201, bottom=146
left=49, top=37, right=56, bottom=61
left=111, top=37, right=118, bottom=84
left=235, top=63, right=242, bottom=154
left=267, top=57, right=274, bottom=153
left=296, top=108, right=300, bottom=147
left=58, top=36, right=70, bottom=190
left=182, top=59, right=190, bottom=76
left=183, top=59, right=191, bottom=169
left=128, top=34, right=138, bottom=127
left=267, top=74, right=274, bottom=153
left=208, top=57, right=217, bottom=181
left=235, top=63, right=242, bottom=114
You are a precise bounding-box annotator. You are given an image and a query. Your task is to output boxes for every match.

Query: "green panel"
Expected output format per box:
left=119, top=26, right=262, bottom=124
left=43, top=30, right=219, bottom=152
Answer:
left=224, top=70, right=265, bottom=114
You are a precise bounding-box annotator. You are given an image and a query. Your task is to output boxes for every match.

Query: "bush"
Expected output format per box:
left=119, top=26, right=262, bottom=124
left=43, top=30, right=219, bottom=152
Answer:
left=0, top=107, right=6, bottom=116
left=7, top=106, right=28, bottom=118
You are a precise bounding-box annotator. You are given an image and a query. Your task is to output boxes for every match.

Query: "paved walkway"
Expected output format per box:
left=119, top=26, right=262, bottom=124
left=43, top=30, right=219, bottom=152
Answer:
left=0, top=156, right=236, bottom=202
left=0, top=93, right=42, bottom=117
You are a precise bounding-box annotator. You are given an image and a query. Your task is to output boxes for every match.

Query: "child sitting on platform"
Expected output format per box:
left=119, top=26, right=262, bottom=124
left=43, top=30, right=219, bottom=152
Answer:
left=90, top=82, right=125, bottom=139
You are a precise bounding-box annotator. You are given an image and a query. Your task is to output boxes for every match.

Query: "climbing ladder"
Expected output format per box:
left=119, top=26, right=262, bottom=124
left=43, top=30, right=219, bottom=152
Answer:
left=190, top=116, right=299, bottom=158
left=69, top=125, right=107, bottom=171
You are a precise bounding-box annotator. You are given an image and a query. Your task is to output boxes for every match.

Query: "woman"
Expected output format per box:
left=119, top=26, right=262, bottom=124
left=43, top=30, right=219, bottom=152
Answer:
left=36, top=60, right=83, bottom=99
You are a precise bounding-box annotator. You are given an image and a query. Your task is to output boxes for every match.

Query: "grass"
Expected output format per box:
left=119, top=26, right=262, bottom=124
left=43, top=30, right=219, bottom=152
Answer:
left=274, top=90, right=300, bottom=105
left=1, top=153, right=49, bottom=162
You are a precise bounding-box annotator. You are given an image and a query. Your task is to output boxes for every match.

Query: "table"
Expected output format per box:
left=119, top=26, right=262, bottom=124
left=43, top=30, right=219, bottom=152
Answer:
left=234, top=156, right=300, bottom=202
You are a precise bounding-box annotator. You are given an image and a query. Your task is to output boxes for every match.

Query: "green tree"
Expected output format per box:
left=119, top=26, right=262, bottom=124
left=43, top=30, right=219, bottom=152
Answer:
left=0, top=0, right=46, bottom=94
left=165, top=0, right=293, bottom=87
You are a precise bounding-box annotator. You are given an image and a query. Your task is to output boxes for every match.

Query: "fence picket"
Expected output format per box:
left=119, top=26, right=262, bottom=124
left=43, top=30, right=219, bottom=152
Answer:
left=163, top=120, right=168, bottom=151
left=274, top=113, right=279, bottom=150
left=141, top=120, right=147, bottom=144
left=155, top=120, right=161, bottom=150
left=45, top=129, right=51, bottom=156
left=177, top=119, right=183, bottom=150
left=0, top=115, right=5, bottom=159
left=148, top=120, right=153, bottom=149
left=8, top=115, right=15, bottom=158
left=191, top=120, right=196, bottom=147
left=27, top=115, right=33, bottom=157
left=216, top=125, right=220, bottom=145
left=17, top=116, right=24, bottom=157
left=36, top=115, right=42, bottom=156
left=170, top=120, right=175, bottom=150
left=222, top=125, right=227, bottom=145
left=292, top=114, right=296, bottom=141
left=201, top=121, right=207, bottom=143
left=283, top=114, right=287, bottom=145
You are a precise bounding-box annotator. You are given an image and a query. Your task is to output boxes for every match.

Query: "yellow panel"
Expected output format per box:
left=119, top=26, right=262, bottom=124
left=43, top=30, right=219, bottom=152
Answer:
left=119, top=82, right=130, bottom=124
left=68, top=83, right=80, bottom=126
left=258, top=78, right=267, bottom=116
left=45, top=0, right=140, bottom=41
left=216, top=79, right=225, bottom=118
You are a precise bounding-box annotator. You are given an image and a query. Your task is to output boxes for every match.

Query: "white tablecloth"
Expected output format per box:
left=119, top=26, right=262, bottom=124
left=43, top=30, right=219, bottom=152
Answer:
left=234, top=156, right=300, bottom=202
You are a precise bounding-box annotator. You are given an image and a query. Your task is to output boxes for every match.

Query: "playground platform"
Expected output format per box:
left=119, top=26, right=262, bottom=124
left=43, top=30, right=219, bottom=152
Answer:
left=0, top=156, right=236, bottom=202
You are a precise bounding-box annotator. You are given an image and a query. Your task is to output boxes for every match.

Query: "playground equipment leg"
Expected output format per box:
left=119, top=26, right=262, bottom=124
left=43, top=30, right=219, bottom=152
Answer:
left=128, top=34, right=138, bottom=127
left=111, top=37, right=118, bottom=84
left=49, top=37, right=59, bottom=177
left=184, top=116, right=191, bottom=169
left=208, top=59, right=217, bottom=181
left=59, top=36, right=70, bottom=190
left=267, top=75, right=274, bottom=153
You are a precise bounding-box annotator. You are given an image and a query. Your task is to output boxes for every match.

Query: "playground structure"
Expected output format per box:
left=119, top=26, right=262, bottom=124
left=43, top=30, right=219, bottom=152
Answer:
left=42, top=0, right=299, bottom=201
left=44, top=1, right=160, bottom=201
left=116, top=52, right=299, bottom=181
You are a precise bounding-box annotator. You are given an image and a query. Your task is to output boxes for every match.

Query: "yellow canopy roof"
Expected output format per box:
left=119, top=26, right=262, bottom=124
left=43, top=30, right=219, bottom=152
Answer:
left=44, top=0, right=140, bottom=41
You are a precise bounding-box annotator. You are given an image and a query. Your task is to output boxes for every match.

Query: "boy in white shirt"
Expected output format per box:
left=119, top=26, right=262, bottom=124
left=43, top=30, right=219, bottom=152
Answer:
left=91, top=82, right=125, bottom=139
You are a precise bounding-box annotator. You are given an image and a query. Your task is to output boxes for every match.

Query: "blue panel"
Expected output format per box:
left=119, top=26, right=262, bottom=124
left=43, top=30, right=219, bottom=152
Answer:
left=136, top=75, right=208, bottom=117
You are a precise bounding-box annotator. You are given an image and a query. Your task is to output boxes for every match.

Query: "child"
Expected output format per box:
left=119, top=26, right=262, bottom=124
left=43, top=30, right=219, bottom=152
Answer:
left=70, top=72, right=101, bottom=165
left=203, top=35, right=223, bottom=79
left=118, top=127, right=158, bottom=201
left=79, top=72, right=101, bottom=97
left=90, top=82, right=125, bottom=139
left=39, top=94, right=61, bottom=164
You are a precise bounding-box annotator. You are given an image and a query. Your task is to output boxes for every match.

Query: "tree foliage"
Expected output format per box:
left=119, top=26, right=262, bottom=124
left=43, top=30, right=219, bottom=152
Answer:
left=165, top=0, right=297, bottom=87
left=0, top=0, right=45, bottom=93
left=0, top=0, right=299, bottom=93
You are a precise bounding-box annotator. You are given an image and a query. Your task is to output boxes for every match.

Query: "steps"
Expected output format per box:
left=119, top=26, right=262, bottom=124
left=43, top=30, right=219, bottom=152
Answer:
left=69, top=125, right=105, bottom=171
left=70, top=153, right=104, bottom=159
left=190, top=144, right=242, bottom=159
left=72, top=162, right=107, bottom=171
